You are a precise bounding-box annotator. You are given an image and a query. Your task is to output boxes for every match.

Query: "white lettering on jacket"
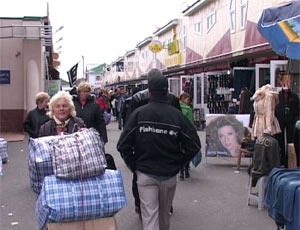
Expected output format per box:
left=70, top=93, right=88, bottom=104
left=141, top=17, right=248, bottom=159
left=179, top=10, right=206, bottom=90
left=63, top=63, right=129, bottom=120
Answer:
left=139, top=126, right=177, bottom=136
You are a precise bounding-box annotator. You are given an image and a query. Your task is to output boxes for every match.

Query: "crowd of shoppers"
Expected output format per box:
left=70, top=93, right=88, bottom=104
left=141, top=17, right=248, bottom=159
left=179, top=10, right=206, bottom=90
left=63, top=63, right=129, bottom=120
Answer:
left=22, top=67, right=299, bottom=230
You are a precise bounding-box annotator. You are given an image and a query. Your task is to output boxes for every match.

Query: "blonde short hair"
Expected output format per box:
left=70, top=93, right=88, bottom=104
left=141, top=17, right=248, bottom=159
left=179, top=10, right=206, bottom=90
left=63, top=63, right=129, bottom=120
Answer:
left=77, top=81, right=92, bottom=93
left=47, top=91, right=76, bottom=118
left=35, top=92, right=50, bottom=105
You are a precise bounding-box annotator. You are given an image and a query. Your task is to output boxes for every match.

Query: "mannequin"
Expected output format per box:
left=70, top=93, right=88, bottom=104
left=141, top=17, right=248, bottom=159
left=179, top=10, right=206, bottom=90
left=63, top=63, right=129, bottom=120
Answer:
left=275, top=74, right=300, bottom=167
left=252, top=84, right=281, bottom=138
left=251, top=129, right=280, bottom=186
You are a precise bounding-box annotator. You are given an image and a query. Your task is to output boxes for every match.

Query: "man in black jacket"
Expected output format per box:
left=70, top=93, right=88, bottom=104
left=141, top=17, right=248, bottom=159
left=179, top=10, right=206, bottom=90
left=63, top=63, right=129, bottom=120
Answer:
left=73, top=82, right=108, bottom=143
left=127, top=81, right=181, bottom=218
left=23, top=92, right=50, bottom=138
left=117, top=69, right=200, bottom=230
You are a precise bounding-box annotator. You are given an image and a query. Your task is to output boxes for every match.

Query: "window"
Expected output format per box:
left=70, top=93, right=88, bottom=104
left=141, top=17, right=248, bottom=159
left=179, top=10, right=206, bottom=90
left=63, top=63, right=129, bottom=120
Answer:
left=229, top=0, right=236, bottom=33
left=194, top=20, right=202, bottom=35
left=241, top=0, right=248, bottom=29
left=207, top=12, right=216, bottom=33
left=180, top=25, right=187, bottom=50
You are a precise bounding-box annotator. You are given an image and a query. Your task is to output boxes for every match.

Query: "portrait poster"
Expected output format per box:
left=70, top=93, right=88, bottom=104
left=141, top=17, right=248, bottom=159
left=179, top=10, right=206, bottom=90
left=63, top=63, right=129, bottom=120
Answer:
left=205, top=115, right=245, bottom=158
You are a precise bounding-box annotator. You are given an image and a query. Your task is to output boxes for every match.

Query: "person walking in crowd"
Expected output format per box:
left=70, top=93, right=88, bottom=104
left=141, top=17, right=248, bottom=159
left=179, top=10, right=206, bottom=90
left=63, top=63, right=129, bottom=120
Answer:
left=94, top=87, right=108, bottom=112
left=117, top=68, right=201, bottom=230
left=39, top=91, right=85, bottom=137
left=116, top=87, right=125, bottom=130
left=102, top=89, right=112, bottom=113
left=121, top=87, right=141, bottom=127
left=206, top=115, right=244, bottom=157
left=73, top=81, right=108, bottom=143
left=126, top=82, right=181, bottom=217
left=179, top=92, right=194, bottom=180
left=23, top=92, right=50, bottom=138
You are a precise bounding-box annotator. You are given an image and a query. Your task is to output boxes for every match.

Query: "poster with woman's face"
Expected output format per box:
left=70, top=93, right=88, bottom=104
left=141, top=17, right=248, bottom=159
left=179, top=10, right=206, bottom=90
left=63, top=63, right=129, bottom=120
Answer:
left=206, top=115, right=244, bottom=158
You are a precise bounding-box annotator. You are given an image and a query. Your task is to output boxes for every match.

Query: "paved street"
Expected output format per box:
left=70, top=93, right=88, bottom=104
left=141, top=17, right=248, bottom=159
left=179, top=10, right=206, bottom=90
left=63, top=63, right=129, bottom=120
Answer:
left=0, top=120, right=277, bottom=230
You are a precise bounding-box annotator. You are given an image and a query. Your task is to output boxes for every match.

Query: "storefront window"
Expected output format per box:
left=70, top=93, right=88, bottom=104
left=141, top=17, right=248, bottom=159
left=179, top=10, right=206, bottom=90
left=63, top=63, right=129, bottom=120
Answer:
left=168, top=78, right=180, bottom=96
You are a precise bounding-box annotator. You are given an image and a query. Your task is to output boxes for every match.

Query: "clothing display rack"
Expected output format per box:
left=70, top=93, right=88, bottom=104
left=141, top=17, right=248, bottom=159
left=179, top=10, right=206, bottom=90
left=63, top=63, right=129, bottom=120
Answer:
left=206, top=74, right=232, bottom=114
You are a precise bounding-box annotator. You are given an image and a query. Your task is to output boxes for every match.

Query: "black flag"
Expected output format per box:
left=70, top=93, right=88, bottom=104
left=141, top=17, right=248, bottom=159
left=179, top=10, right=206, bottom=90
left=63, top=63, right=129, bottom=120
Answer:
left=67, top=63, right=79, bottom=87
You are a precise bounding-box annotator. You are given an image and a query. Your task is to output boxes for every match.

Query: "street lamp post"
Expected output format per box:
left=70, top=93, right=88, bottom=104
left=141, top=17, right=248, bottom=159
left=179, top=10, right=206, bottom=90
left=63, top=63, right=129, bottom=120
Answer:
left=54, top=37, right=63, bottom=45
left=82, top=56, right=85, bottom=80
left=53, top=26, right=64, bottom=35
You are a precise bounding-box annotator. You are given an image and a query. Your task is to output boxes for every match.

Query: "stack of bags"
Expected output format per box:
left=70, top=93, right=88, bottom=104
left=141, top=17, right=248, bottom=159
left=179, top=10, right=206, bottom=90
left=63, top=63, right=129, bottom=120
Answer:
left=28, top=128, right=127, bottom=230
left=0, top=137, right=8, bottom=174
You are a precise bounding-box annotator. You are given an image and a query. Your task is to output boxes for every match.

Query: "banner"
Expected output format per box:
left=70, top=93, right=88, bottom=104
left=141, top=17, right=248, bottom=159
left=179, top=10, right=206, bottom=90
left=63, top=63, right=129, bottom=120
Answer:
left=205, top=115, right=246, bottom=158
left=67, top=63, right=79, bottom=87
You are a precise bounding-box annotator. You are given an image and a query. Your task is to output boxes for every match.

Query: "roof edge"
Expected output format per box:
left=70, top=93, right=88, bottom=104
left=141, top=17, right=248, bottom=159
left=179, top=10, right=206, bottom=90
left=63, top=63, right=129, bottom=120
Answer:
left=153, top=19, right=178, bottom=36
left=182, top=0, right=213, bottom=16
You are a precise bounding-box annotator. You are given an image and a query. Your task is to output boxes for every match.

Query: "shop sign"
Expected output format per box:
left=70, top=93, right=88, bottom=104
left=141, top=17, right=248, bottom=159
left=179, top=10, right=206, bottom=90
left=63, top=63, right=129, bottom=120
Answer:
left=165, top=53, right=182, bottom=67
left=52, top=52, right=59, bottom=60
left=0, top=70, right=10, bottom=84
left=48, top=80, right=61, bottom=96
left=52, top=60, right=61, bottom=67
left=149, top=40, right=164, bottom=53
left=168, top=40, right=179, bottom=55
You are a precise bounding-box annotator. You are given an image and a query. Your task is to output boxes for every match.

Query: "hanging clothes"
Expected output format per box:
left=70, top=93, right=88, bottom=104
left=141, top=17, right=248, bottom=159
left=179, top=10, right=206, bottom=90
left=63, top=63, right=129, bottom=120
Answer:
left=252, top=84, right=281, bottom=138
left=239, top=87, right=252, bottom=114
left=275, top=89, right=300, bottom=167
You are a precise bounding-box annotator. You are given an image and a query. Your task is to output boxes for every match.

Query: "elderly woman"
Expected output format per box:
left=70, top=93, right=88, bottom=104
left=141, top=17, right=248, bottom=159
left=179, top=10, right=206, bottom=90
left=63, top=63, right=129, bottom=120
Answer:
left=73, top=81, right=108, bottom=143
left=23, top=92, right=50, bottom=138
left=206, top=115, right=244, bottom=157
left=39, top=91, right=85, bottom=137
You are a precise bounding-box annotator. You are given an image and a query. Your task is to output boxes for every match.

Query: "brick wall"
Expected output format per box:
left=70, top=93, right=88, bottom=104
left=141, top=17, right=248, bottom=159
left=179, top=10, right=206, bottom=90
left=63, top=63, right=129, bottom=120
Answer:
left=0, top=110, right=26, bottom=132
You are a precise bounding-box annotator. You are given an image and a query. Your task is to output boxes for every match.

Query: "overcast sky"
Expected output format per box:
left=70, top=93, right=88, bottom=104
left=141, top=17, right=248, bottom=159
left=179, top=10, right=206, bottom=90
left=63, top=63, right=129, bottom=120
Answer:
left=0, top=0, right=195, bottom=80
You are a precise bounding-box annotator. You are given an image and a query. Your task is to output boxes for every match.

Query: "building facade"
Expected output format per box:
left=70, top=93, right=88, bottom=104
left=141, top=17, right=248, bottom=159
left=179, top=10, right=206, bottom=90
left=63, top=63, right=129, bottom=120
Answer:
left=102, top=0, right=293, bottom=95
left=0, top=16, right=55, bottom=132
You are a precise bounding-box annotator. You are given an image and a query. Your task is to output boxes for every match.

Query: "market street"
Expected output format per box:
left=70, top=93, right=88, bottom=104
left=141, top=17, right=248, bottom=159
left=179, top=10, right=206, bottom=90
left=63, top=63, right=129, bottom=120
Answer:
left=0, top=120, right=277, bottom=230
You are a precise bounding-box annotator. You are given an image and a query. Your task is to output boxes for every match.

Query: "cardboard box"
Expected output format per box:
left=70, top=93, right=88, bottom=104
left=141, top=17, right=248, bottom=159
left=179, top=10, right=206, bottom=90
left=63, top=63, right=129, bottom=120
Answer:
left=47, top=217, right=117, bottom=230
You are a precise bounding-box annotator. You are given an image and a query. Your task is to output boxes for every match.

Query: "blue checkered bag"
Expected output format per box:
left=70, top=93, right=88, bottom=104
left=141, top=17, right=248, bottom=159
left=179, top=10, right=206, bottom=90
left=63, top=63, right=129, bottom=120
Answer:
left=28, top=135, right=56, bottom=194
left=36, top=170, right=127, bottom=230
left=0, top=138, right=8, bottom=163
left=51, top=128, right=107, bottom=179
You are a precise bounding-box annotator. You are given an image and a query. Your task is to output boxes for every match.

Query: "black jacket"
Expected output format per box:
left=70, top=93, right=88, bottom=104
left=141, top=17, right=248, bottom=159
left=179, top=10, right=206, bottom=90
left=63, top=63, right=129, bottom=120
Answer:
left=73, top=95, right=108, bottom=143
left=23, top=107, right=50, bottom=138
left=275, top=90, right=299, bottom=123
left=39, top=117, right=85, bottom=137
left=117, top=95, right=201, bottom=177
left=130, top=89, right=181, bottom=112
left=251, top=133, right=280, bottom=186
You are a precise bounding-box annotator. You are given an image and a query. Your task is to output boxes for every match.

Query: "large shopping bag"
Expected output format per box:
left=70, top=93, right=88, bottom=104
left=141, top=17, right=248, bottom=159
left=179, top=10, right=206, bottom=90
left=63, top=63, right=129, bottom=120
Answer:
left=103, top=111, right=111, bottom=125
left=0, top=138, right=8, bottom=163
left=51, top=128, right=107, bottom=179
left=28, top=135, right=56, bottom=194
left=36, top=170, right=127, bottom=230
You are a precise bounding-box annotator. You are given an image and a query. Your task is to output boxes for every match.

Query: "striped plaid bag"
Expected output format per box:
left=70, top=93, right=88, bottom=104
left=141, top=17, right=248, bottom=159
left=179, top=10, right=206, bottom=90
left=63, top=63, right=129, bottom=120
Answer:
left=0, top=138, right=8, bottom=163
left=51, top=128, right=107, bottom=179
left=36, top=170, right=127, bottom=230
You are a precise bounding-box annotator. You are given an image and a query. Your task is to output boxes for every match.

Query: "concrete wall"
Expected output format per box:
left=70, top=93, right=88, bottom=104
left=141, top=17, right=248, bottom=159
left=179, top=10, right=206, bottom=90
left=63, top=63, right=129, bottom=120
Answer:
left=0, top=18, right=45, bottom=132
